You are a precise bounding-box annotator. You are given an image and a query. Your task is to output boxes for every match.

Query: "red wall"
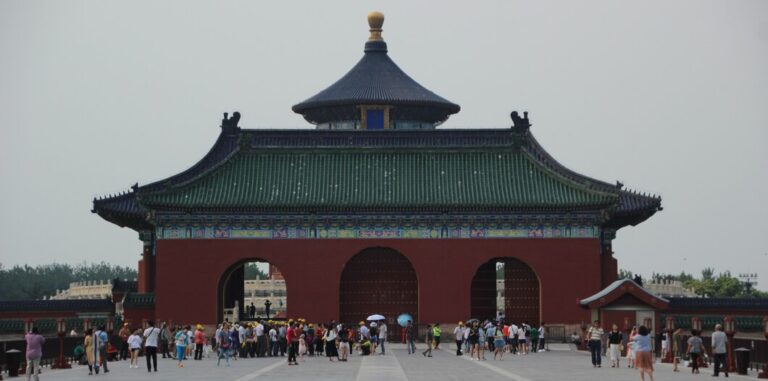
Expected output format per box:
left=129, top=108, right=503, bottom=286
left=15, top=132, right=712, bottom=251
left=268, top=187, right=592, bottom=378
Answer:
left=154, top=238, right=602, bottom=325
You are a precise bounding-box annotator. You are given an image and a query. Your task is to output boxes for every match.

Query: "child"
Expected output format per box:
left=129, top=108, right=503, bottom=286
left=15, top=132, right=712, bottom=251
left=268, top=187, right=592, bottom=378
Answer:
left=299, top=333, right=307, bottom=362
left=127, top=329, right=143, bottom=368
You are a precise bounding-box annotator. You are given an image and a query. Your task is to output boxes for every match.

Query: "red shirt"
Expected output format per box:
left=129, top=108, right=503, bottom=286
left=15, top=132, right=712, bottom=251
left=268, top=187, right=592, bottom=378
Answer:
left=194, top=330, right=205, bottom=345
left=286, top=327, right=294, bottom=342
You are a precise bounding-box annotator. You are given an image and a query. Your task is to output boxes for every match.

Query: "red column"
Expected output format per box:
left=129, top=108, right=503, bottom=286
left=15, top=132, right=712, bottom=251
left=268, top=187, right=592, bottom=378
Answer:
left=724, top=316, right=736, bottom=372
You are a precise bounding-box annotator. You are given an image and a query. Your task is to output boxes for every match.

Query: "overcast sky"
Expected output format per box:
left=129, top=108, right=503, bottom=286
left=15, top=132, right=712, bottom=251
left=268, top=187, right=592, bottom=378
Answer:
left=1, top=1, right=766, bottom=288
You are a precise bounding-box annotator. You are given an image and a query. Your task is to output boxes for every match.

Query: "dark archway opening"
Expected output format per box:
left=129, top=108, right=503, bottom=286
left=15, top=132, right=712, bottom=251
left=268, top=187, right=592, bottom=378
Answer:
left=339, top=247, right=418, bottom=332
left=218, top=260, right=287, bottom=323
left=470, top=258, right=540, bottom=325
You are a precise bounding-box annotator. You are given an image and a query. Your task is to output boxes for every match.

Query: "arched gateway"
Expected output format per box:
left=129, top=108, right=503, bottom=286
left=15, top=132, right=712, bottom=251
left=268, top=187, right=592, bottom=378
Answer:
left=218, top=259, right=287, bottom=323
left=92, top=12, right=661, bottom=327
left=340, top=248, right=418, bottom=327
left=471, top=258, right=540, bottom=325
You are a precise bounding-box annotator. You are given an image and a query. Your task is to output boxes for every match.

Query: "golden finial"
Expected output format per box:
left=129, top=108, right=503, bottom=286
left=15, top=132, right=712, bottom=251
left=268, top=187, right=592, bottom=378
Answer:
left=367, top=11, right=384, bottom=41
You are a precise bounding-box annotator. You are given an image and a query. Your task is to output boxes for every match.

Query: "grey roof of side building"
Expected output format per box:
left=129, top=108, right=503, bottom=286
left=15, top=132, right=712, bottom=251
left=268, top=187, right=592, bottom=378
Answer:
left=0, top=299, right=114, bottom=312
left=579, top=278, right=670, bottom=306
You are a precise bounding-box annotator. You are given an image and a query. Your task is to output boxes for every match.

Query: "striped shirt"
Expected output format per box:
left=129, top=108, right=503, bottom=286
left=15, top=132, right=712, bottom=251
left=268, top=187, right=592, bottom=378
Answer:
left=587, top=327, right=604, bottom=341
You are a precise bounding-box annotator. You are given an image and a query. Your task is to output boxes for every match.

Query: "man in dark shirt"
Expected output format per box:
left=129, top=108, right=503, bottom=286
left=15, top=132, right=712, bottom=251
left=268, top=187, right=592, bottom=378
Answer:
left=405, top=320, right=416, bottom=354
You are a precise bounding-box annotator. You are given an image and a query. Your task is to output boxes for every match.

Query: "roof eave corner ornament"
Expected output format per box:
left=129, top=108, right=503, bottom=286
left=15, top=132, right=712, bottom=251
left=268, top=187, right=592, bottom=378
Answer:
left=510, top=110, right=532, bottom=132
left=221, top=111, right=241, bottom=133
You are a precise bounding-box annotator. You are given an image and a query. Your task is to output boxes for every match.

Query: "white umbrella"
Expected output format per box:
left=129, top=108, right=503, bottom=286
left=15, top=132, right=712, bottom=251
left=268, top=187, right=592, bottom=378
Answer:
left=366, top=314, right=385, bottom=321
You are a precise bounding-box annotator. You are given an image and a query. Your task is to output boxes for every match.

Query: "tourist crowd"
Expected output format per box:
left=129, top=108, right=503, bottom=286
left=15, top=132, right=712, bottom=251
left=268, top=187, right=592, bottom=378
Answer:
left=21, top=317, right=732, bottom=381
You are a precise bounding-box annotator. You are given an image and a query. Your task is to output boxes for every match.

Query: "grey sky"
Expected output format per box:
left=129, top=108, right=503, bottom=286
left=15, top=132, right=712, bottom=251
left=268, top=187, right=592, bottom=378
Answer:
left=1, top=1, right=766, bottom=288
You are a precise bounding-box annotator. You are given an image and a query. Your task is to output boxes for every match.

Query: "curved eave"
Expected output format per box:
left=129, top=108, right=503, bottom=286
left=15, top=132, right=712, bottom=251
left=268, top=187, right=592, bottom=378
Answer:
left=92, top=128, right=241, bottom=231
left=523, top=132, right=662, bottom=229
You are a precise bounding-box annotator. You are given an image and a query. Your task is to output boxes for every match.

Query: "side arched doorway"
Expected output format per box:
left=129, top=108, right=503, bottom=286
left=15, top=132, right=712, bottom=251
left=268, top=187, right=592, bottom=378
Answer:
left=470, top=258, right=540, bottom=325
left=339, top=247, right=418, bottom=328
left=218, top=259, right=287, bottom=323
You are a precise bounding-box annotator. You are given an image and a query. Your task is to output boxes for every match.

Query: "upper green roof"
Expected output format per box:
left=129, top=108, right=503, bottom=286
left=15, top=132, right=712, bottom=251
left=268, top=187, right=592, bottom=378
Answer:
left=139, top=147, right=618, bottom=212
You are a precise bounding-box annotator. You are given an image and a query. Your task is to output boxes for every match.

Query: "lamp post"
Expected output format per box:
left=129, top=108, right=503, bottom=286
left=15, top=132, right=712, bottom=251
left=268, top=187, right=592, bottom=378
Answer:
left=724, top=316, right=736, bottom=372
left=691, top=316, right=701, bottom=332
left=51, top=318, right=71, bottom=369
left=759, top=316, right=768, bottom=379
left=662, top=316, right=674, bottom=363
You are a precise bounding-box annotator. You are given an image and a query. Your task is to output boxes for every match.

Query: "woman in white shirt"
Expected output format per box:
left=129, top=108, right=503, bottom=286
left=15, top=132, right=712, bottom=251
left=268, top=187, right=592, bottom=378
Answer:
left=127, top=329, right=143, bottom=368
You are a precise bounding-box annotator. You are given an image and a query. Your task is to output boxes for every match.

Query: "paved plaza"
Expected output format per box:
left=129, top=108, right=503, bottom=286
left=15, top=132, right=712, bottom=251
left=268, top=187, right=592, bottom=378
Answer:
left=33, top=344, right=753, bottom=381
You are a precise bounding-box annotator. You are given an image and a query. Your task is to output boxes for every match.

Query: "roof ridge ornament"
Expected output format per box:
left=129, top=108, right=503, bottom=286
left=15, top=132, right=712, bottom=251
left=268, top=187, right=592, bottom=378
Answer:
left=221, top=111, right=241, bottom=132
left=510, top=111, right=532, bottom=132
left=368, top=11, right=384, bottom=41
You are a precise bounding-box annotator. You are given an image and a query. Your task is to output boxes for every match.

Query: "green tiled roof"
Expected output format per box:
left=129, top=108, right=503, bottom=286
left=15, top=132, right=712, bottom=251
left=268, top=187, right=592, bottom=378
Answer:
left=123, top=292, right=155, bottom=308
left=139, top=148, right=618, bottom=212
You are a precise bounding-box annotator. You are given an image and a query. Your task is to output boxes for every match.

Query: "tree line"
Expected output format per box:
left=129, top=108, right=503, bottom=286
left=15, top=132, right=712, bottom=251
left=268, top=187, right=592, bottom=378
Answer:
left=0, top=262, right=138, bottom=301
left=619, top=268, right=767, bottom=298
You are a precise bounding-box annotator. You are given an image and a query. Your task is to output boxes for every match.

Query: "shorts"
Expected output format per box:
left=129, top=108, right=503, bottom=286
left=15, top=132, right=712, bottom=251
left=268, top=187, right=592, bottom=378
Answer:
left=519, top=339, right=526, bottom=344
left=176, top=346, right=186, bottom=359
left=495, top=339, right=505, bottom=348
left=371, top=336, right=378, bottom=343
left=131, top=348, right=140, bottom=353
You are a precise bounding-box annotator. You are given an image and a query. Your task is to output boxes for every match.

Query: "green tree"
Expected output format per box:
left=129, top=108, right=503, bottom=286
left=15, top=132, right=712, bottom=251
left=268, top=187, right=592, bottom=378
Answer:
left=618, top=269, right=634, bottom=280
left=0, top=262, right=137, bottom=300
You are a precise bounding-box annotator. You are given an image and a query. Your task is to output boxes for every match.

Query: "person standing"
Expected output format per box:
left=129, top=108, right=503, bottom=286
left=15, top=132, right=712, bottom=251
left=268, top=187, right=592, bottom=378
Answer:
left=530, top=325, right=539, bottom=352
left=84, top=328, right=97, bottom=375
left=517, top=322, right=528, bottom=355
left=422, top=324, right=433, bottom=357
left=378, top=321, right=388, bottom=355
left=174, top=326, right=189, bottom=368
left=249, top=302, right=256, bottom=319
left=194, top=324, right=206, bottom=360
left=493, top=323, right=505, bottom=360
left=118, top=323, right=131, bottom=361
left=626, top=326, right=637, bottom=368
left=217, top=322, right=232, bottom=367
left=338, top=324, right=350, bottom=361
left=369, top=322, right=379, bottom=355
left=686, top=329, right=703, bottom=374
left=672, top=327, right=683, bottom=372
left=288, top=322, right=300, bottom=365
left=468, top=321, right=480, bottom=360
left=538, top=322, right=546, bottom=352
left=608, top=324, right=623, bottom=368
left=585, top=320, right=604, bottom=368
left=128, top=329, right=143, bottom=368
left=405, top=320, right=416, bottom=355
left=432, top=324, right=441, bottom=351
left=453, top=321, right=465, bottom=356
left=143, top=321, right=161, bottom=372
left=485, top=322, right=496, bottom=352
left=711, top=324, right=729, bottom=377
left=477, top=323, right=487, bottom=360
left=95, top=325, right=110, bottom=373
left=25, top=327, right=45, bottom=381
left=269, top=324, right=279, bottom=357
left=159, top=322, right=171, bottom=359
left=633, top=325, right=655, bottom=381
left=324, top=324, right=338, bottom=362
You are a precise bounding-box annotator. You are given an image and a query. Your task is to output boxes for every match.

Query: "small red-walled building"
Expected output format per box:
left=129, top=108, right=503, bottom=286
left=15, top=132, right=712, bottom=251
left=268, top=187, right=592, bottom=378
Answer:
left=92, top=13, right=662, bottom=329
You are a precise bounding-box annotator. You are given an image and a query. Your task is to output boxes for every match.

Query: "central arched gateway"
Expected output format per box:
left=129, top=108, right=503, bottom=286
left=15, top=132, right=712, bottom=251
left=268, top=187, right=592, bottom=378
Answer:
left=218, top=259, right=287, bottom=323
left=340, top=247, right=418, bottom=326
left=471, top=257, right=540, bottom=325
